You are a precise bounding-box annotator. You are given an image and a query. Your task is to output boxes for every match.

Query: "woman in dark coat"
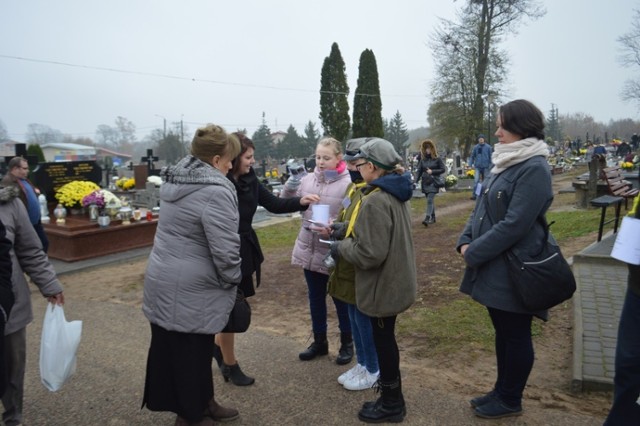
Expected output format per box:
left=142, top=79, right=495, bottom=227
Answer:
left=457, top=99, right=554, bottom=419
left=415, top=139, right=446, bottom=226
left=214, top=133, right=319, bottom=386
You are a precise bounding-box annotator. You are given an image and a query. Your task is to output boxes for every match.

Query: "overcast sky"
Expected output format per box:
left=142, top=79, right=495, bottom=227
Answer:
left=1, top=0, right=638, bottom=143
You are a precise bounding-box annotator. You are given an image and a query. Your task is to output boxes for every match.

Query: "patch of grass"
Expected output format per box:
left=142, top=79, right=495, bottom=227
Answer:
left=255, top=219, right=301, bottom=251
left=398, top=298, right=494, bottom=356
left=547, top=209, right=601, bottom=242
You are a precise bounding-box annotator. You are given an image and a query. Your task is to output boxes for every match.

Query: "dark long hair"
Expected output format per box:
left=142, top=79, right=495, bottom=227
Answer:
left=230, top=132, right=256, bottom=176
left=498, top=99, right=545, bottom=140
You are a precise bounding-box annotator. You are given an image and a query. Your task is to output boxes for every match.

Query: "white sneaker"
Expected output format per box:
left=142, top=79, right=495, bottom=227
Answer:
left=338, top=364, right=365, bottom=385
left=343, top=369, right=379, bottom=391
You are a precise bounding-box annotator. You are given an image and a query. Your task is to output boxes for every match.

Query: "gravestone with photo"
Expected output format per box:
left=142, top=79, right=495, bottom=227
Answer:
left=32, top=161, right=102, bottom=200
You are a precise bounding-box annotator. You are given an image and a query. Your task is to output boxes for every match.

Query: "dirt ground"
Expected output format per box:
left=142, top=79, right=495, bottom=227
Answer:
left=55, top=170, right=612, bottom=422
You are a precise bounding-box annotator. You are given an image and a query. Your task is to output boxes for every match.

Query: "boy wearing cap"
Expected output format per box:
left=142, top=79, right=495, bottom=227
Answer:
left=329, top=138, right=417, bottom=423
left=328, top=138, right=380, bottom=392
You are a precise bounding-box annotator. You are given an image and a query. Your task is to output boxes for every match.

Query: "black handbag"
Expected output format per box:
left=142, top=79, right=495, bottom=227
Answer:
left=504, top=224, right=576, bottom=311
left=482, top=182, right=576, bottom=311
left=432, top=174, right=445, bottom=188
left=222, top=289, right=251, bottom=333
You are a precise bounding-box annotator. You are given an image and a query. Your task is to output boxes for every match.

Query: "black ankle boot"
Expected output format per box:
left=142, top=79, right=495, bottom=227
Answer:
left=220, top=362, right=255, bottom=386
left=213, top=343, right=223, bottom=368
left=299, top=333, right=328, bottom=361
left=430, top=214, right=436, bottom=223
left=336, top=332, right=354, bottom=365
left=422, top=216, right=429, bottom=227
left=358, top=378, right=406, bottom=423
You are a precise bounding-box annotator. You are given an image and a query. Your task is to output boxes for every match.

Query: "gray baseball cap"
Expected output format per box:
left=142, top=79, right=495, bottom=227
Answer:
left=352, top=138, right=402, bottom=170
left=343, top=137, right=371, bottom=161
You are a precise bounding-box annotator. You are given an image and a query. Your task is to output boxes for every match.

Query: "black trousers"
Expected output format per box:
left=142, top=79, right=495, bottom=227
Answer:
left=370, top=315, right=399, bottom=383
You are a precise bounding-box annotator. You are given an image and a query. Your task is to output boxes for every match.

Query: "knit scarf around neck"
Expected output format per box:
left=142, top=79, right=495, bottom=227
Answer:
left=491, top=137, right=549, bottom=174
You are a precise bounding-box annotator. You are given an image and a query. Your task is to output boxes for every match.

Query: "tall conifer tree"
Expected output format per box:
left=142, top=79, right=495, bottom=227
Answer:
left=319, top=42, right=350, bottom=141
left=352, top=49, right=383, bottom=138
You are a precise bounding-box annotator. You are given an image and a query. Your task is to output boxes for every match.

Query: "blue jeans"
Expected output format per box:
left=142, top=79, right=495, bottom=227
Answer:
left=487, top=307, right=534, bottom=407
left=473, top=166, right=487, bottom=198
left=604, top=286, right=640, bottom=425
left=348, top=304, right=379, bottom=374
left=425, top=192, right=436, bottom=217
left=303, top=269, right=350, bottom=335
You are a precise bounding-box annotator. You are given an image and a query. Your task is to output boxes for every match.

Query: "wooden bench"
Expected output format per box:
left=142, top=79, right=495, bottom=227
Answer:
left=590, top=195, right=624, bottom=242
left=601, top=166, right=639, bottom=209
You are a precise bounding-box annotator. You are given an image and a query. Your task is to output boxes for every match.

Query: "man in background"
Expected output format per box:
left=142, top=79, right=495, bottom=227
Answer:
left=0, top=157, right=48, bottom=252
left=468, top=135, right=492, bottom=201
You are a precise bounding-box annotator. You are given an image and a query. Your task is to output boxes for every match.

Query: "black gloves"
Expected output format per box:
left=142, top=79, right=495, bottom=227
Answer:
left=329, top=240, right=341, bottom=260
left=330, top=221, right=349, bottom=240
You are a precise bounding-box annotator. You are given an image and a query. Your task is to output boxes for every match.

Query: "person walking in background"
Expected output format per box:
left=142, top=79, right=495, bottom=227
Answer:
left=0, top=184, right=64, bottom=426
left=457, top=99, right=553, bottom=419
left=415, top=139, right=446, bottom=226
left=213, top=133, right=319, bottom=386
left=1, top=157, right=49, bottom=252
left=142, top=124, right=241, bottom=426
left=0, top=220, right=13, bottom=399
left=280, top=137, right=353, bottom=364
left=330, top=138, right=417, bottom=423
left=604, top=193, right=640, bottom=425
left=469, top=134, right=492, bottom=201
left=328, top=137, right=380, bottom=392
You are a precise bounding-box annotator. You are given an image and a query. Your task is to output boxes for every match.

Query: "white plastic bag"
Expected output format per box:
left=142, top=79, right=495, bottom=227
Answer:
left=39, top=303, right=82, bottom=392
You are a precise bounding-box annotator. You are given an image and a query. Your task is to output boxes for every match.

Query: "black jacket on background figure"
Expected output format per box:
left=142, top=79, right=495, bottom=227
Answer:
left=228, top=168, right=307, bottom=297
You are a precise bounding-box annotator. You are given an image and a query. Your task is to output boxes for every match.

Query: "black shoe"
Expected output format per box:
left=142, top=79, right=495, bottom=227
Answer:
left=299, top=333, right=328, bottom=361
left=470, top=390, right=496, bottom=408
left=220, top=362, right=255, bottom=386
left=421, top=219, right=429, bottom=227
left=473, top=397, right=522, bottom=419
left=430, top=214, right=436, bottom=224
left=358, top=397, right=406, bottom=423
left=336, top=342, right=353, bottom=365
left=470, top=196, right=477, bottom=200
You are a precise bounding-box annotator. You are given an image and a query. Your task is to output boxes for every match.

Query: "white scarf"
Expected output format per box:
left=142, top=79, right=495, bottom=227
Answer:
left=491, top=137, right=549, bottom=174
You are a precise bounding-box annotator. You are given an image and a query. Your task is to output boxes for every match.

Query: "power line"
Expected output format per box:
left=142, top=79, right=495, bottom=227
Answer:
left=0, top=54, right=426, bottom=99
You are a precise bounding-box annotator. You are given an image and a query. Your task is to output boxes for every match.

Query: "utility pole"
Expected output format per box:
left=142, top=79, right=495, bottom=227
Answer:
left=180, top=115, right=185, bottom=155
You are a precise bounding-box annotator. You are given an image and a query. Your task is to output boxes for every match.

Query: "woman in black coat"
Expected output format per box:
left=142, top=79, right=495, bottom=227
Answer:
left=415, top=139, right=446, bottom=226
left=214, top=133, right=319, bottom=386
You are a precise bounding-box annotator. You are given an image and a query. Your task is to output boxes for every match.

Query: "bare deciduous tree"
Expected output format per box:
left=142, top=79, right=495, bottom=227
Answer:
left=618, top=8, right=640, bottom=110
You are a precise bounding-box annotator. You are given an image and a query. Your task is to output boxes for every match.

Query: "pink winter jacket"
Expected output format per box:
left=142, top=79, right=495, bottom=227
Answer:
left=280, top=165, right=351, bottom=275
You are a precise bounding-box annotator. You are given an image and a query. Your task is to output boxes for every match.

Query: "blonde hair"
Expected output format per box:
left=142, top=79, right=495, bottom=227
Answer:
left=316, top=137, right=343, bottom=156
left=190, top=124, right=241, bottom=165
left=419, top=139, right=438, bottom=158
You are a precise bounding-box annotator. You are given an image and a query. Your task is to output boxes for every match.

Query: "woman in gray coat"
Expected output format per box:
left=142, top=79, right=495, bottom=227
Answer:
left=457, top=100, right=553, bottom=420
left=142, top=124, right=242, bottom=426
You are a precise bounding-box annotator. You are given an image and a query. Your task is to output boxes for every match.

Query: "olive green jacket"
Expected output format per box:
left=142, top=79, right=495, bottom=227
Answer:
left=328, top=181, right=366, bottom=304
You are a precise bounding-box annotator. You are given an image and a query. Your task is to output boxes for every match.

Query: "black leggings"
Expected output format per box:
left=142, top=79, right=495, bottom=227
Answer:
left=370, top=315, right=399, bottom=382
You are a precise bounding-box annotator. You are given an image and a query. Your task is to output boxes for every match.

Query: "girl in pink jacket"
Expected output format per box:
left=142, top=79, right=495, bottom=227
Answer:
left=280, top=137, right=353, bottom=364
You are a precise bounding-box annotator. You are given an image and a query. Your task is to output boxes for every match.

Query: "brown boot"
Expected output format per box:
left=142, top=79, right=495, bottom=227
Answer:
left=174, top=415, right=215, bottom=426
left=206, top=397, right=240, bottom=422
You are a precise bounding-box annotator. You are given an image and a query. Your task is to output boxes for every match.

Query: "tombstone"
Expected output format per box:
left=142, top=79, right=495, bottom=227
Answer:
left=133, top=165, right=149, bottom=190
left=455, top=154, right=463, bottom=176
left=141, top=149, right=160, bottom=176
left=133, top=181, right=161, bottom=209
left=32, top=161, right=102, bottom=201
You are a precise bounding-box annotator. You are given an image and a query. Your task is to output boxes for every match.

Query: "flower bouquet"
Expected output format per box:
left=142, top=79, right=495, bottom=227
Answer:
left=116, top=177, right=135, bottom=190
left=621, top=161, right=635, bottom=171
left=82, top=190, right=105, bottom=208
left=55, top=181, right=101, bottom=209
left=445, top=174, right=458, bottom=188
left=147, top=175, right=162, bottom=187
